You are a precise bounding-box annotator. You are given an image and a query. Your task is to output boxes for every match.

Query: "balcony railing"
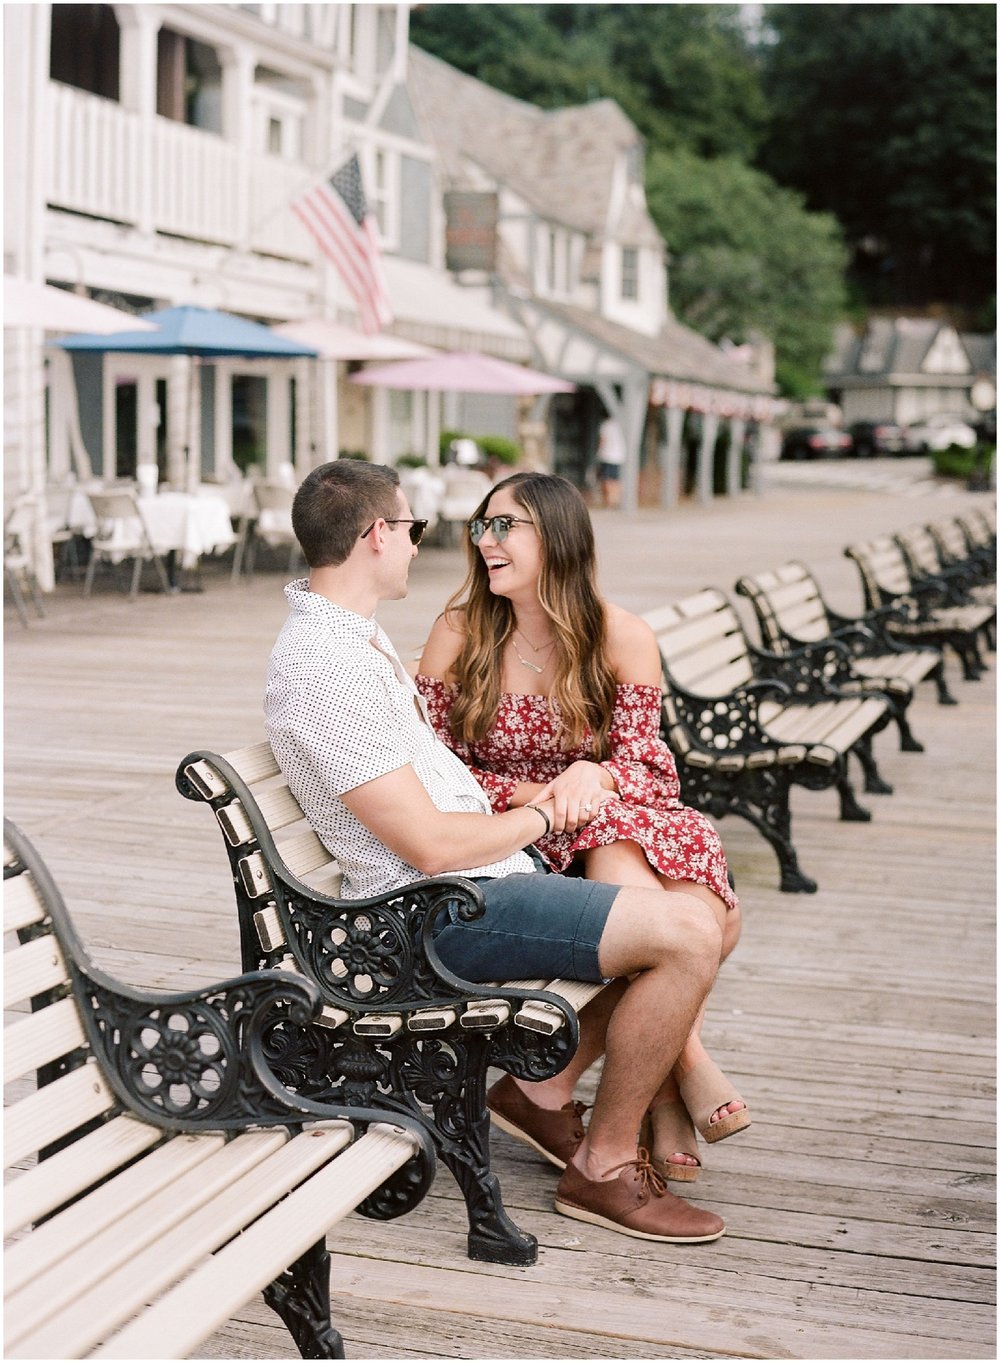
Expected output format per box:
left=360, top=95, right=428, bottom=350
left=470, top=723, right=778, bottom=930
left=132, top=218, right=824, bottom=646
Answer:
left=46, top=82, right=315, bottom=263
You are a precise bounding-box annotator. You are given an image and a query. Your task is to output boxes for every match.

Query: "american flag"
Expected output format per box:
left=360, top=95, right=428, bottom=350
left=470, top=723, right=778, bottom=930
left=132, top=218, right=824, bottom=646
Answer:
left=292, top=154, right=393, bottom=334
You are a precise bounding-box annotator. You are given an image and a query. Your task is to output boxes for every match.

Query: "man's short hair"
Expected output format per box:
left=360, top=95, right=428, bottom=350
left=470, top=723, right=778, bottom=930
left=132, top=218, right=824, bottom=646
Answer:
left=292, top=460, right=401, bottom=567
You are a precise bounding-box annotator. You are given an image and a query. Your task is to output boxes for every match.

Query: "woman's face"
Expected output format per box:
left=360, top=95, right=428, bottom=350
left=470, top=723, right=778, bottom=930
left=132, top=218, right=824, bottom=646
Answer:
left=475, top=485, right=544, bottom=601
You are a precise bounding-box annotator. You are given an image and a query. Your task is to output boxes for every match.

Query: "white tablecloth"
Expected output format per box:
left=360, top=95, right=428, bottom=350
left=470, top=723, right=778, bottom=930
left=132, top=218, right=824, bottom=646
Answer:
left=67, top=488, right=236, bottom=567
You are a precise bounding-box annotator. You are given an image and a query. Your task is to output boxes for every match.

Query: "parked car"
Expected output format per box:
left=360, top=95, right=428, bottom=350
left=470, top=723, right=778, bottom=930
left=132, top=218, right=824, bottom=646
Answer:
left=848, top=420, right=908, bottom=457
left=904, top=413, right=977, bottom=453
left=780, top=426, right=853, bottom=460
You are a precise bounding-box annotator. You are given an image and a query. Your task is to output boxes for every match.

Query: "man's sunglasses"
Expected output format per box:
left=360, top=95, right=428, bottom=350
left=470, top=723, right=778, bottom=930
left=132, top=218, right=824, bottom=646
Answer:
left=360, top=518, right=428, bottom=545
left=467, top=515, right=534, bottom=544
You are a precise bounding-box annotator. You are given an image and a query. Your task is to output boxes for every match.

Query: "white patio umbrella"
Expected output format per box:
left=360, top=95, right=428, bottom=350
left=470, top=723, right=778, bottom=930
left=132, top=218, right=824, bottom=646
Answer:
left=4, top=281, right=158, bottom=591
left=273, top=318, right=433, bottom=361
left=3, top=276, right=160, bottom=334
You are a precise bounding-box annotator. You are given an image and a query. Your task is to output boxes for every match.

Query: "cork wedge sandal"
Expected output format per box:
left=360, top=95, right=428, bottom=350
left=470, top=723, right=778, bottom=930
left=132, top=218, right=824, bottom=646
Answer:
left=639, top=1102, right=701, bottom=1183
left=677, top=1059, right=751, bottom=1144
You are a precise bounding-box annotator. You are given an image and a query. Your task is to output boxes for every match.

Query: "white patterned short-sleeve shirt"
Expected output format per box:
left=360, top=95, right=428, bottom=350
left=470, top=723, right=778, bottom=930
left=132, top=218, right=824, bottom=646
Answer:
left=265, top=580, right=534, bottom=899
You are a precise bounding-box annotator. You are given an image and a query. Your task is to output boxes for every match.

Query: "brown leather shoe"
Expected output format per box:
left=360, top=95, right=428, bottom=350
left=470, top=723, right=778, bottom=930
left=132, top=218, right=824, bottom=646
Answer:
left=486, top=1075, right=587, bottom=1170
left=554, top=1154, right=725, bottom=1243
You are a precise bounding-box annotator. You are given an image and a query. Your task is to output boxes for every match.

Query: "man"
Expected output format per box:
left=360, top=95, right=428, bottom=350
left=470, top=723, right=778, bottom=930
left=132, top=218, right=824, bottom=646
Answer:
left=265, top=460, right=725, bottom=1243
left=596, top=413, right=626, bottom=508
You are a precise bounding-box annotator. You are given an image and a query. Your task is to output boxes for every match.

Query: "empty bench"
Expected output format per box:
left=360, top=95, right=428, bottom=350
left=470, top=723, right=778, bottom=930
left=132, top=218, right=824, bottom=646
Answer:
left=4, top=818, right=434, bottom=1361
left=176, top=742, right=609, bottom=1268
left=735, top=559, right=955, bottom=727
left=644, top=588, right=895, bottom=894
left=844, top=534, right=994, bottom=680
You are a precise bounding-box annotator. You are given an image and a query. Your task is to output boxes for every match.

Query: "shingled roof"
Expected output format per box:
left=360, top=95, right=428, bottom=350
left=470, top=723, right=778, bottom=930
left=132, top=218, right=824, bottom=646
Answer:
left=408, top=44, right=661, bottom=247
left=535, top=296, right=772, bottom=393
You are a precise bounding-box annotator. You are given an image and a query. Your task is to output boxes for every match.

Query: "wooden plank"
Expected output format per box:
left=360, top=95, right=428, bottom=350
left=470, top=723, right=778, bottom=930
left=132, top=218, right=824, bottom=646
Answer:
left=4, top=484, right=995, bottom=1363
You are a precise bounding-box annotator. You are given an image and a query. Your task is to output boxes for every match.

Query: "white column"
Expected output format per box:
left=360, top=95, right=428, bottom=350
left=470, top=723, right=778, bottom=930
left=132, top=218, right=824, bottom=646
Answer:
left=116, top=5, right=158, bottom=236
left=136, top=369, right=157, bottom=468
left=220, top=45, right=254, bottom=252
left=727, top=417, right=746, bottom=497
left=696, top=411, right=720, bottom=504
left=267, top=369, right=292, bottom=473
left=660, top=405, right=685, bottom=509
left=214, top=364, right=234, bottom=474
left=292, top=358, right=312, bottom=474
left=167, top=356, right=189, bottom=486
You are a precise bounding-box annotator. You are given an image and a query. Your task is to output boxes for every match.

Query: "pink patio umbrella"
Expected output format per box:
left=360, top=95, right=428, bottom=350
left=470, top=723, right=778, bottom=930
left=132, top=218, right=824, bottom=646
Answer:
left=273, top=318, right=434, bottom=361
left=348, top=350, right=575, bottom=395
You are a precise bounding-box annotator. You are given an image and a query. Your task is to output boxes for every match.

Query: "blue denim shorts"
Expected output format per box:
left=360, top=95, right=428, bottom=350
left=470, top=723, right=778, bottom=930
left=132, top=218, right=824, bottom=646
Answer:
left=431, top=861, right=619, bottom=984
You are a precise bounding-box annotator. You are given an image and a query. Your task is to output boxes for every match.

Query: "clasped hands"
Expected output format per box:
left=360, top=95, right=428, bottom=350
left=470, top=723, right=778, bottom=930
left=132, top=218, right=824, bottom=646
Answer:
left=529, top=760, right=618, bottom=835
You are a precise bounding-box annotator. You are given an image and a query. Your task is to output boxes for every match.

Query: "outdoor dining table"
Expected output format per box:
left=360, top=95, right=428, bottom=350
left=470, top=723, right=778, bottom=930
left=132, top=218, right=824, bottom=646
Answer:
left=61, top=483, right=237, bottom=587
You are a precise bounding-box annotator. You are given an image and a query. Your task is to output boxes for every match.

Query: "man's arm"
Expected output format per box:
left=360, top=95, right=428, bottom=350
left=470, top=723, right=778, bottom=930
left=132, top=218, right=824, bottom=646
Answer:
left=341, top=764, right=559, bottom=877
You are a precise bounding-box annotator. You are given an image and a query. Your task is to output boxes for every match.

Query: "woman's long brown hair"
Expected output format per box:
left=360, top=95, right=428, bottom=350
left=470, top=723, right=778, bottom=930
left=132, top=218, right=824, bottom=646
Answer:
left=443, top=472, right=618, bottom=758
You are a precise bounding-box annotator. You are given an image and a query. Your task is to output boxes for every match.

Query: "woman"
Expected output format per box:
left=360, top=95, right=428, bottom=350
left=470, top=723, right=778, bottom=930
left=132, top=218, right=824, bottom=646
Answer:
left=417, top=472, right=749, bottom=1183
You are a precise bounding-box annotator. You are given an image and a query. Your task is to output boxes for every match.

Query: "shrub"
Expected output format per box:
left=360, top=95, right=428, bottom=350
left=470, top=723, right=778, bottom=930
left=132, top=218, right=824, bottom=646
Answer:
left=395, top=453, right=428, bottom=468
left=930, top=443, right=994, bottom=481
left=338, top=449, right=370, bottom=461
left=478, top=435, right=521, bottom=465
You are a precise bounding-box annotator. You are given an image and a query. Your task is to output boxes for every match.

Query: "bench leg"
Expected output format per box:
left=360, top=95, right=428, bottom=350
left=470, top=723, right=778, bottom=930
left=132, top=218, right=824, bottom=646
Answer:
left=263, top=1237, right=345, bottom=1359
left=853, top=735, right=894, bottom=795
left=930, top=656, right=959, bottom=705
left=836, top=768, right=873, bottom=820
left=436, top=1062, right=539, bottom=1266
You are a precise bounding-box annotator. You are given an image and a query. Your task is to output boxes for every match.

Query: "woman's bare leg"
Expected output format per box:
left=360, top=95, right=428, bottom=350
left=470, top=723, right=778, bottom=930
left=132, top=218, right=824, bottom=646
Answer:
left=585, top=842, right=745, bottom=1130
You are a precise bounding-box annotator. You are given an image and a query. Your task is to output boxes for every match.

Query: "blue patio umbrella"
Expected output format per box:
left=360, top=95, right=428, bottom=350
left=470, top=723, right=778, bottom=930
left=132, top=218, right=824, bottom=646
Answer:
left=55, top=305, right=318, bottom=357
left=56, top=306, right=318, bottom=485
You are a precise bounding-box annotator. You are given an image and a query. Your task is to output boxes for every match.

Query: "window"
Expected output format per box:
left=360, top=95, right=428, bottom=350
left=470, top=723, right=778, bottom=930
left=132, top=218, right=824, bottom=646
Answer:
left=156, top=30, right=222, bottom=133
left=49, top=4, right=120, bottom=102
left=620, top=246, right=639, bottom=301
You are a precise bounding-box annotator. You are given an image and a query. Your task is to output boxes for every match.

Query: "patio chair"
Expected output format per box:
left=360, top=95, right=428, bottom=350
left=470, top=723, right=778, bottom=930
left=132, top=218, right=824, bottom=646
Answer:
left=231, top=480, right=301, bottom=580
left=45, top=482, right=84, bottom=581
left=436, top=467, right=492, bottom=545
left=82, top=487, right=173, bottom=598
left=4, top=498, right=45, bottom=626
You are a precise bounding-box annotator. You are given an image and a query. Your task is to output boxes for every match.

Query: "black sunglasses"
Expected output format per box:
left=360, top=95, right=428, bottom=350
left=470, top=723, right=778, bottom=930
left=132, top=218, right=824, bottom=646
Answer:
left=361, top=518, right=428, bottom=546
left=467, top=514, right=534, bottom=544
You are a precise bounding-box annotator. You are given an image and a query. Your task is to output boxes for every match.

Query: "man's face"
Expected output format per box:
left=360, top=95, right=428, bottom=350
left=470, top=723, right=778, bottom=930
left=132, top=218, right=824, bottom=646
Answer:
left=381, top=489, right=419, bottom=600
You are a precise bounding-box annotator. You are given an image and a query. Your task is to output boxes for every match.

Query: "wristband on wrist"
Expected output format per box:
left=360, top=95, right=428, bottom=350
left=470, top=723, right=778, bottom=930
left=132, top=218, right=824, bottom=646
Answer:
left=525, top=804, right=551, bottom=837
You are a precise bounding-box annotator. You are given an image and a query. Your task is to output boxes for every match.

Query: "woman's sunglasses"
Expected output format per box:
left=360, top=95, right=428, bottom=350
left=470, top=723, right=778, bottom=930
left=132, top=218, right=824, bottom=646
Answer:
left=360, top=518, right=428, bottom=545
left=467, top=514, right=534, bottom=544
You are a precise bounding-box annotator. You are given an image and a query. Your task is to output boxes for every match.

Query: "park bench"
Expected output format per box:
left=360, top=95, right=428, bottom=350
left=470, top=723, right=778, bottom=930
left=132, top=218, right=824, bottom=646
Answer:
left=929, top=514, right=996, bottom=591
left=734, top=559, right=954, bottom=729
left=957, top=506, right=996, bottom=561
left=844, top=534, right=994, bottom=680
left=897, top=521, right=997, bottom=617
left=3, top=818, right=434, bottom=1361
left=643, top=588, right=895, bottom=894
left=175, top=742, right=608, bottom=1268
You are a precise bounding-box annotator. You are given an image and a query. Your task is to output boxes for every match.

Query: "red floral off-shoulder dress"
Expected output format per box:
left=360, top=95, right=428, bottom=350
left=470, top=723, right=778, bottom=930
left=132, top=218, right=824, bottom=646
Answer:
left=416, top=676, right=737, bottom=912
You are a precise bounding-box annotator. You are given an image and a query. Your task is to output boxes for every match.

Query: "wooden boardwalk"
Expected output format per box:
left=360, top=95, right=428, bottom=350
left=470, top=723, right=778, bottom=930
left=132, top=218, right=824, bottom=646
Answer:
left=5, top=478, right=995, bottom=1360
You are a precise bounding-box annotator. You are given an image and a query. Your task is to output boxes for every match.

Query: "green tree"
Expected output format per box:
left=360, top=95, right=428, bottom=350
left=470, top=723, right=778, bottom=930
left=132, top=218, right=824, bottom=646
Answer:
left=410, top=4, right=767, bottom=159
left=759, top=4, right=996, bottom=312
left=646, top=149, right=849, bottom=395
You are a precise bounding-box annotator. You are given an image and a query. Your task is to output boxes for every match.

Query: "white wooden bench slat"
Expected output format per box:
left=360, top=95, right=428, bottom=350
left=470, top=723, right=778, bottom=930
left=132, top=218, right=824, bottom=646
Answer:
left=3, top=1115, right=162, bottom=1238
left=853, top=651, right=937, bottom=684
left=255, top=784, right=308, bottom=833
left=4, top=1059, right=114, bottom=1168
left=4, top=993, right=85, bottom=1085
left=224, top=741, right=281, bottom=784
left=11, top=1125, right=356, bottom=1362
left=666, top=631, right=753, bottom=691
left=92, top=1125, right=420, bottom=1362
left=5, top=1130, right=286, bottom=1346
left=4, top=875, right=47, bottom=934
left=276, top=828, right=339, bottom=878
left=4, top=932, right=69, bottom=1008
left=650, top=603, right=738, bottom=660
left=776, top=597, right=830, bottom=639
left=674, top=655, right=755, bottom=697
left=5, top=1130, right=227, bottom=1300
